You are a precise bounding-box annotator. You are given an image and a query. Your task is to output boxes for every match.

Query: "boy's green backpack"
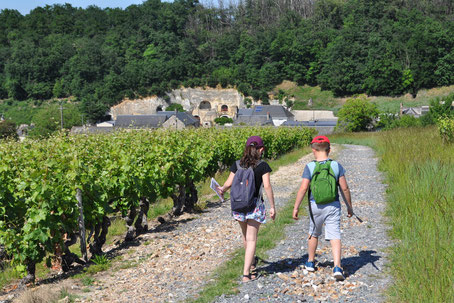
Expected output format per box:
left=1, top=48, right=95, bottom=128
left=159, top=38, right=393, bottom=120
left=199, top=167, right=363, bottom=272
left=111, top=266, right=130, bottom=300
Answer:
left=309, top=160, right=338, bottom=204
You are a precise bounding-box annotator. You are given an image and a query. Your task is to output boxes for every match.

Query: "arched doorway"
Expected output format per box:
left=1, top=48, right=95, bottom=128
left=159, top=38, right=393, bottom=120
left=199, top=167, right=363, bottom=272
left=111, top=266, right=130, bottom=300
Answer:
left=221, top=104, right=229, bottom=112
left=156, top=106, right=163, bottom=112
left=199, top=101, right=211, bottom=110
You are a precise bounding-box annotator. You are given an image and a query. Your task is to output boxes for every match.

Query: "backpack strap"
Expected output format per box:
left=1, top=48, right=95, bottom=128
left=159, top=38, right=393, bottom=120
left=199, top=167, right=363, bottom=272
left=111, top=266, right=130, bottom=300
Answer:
left=330, top=160, right=340, bottom=181
left=235, top=160, right=241, bottom=171
left=307, top=160, right=317, bottom=239
left=307, top=160, right=317, bottom=177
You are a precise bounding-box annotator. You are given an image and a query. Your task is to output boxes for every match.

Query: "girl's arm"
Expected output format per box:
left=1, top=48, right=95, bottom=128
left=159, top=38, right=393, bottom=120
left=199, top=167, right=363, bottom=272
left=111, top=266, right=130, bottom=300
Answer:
left=262, top=172, right=276, bottom=220
left=218, top=172, right=235, bottom=194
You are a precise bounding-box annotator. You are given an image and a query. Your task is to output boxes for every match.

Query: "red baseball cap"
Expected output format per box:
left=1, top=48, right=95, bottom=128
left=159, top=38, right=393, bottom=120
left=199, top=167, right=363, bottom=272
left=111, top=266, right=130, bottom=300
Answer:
left=246, top=136, right=264, bottom=148
left=311, top=135, right=330, bottom=144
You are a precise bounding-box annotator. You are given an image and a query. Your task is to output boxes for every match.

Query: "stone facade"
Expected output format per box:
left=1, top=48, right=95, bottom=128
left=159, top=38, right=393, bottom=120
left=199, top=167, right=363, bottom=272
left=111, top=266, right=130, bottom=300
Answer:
left=110, top=88, right=245, bottom=125
left=162, top=115, right=187, bottom=130
left=291, top=110, right=337, bottom=121
left=110, top=97, right=167, bottom=120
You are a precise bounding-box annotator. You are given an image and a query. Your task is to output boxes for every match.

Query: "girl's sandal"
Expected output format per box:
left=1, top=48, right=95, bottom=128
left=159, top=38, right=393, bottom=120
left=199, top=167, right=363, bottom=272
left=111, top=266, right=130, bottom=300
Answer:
left=242, top=273, right=260, bottom=283
left=250, top=255, right=258, bottom=271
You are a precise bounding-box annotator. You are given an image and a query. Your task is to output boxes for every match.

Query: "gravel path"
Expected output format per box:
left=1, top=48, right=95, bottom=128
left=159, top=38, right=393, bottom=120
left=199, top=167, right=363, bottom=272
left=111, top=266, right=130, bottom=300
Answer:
left=215, top=144, right=391, bottom=303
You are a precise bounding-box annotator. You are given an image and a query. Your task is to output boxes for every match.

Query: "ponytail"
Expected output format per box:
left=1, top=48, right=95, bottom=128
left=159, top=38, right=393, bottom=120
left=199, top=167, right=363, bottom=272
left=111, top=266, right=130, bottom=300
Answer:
left=240, top=143, right=262, bottom=168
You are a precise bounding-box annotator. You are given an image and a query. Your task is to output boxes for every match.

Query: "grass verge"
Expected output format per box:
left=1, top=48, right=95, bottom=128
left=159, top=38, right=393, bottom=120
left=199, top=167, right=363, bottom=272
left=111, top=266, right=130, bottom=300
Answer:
left=329, top=132, right=380, bottom=148
left=374, top=126, right=454, bottom=302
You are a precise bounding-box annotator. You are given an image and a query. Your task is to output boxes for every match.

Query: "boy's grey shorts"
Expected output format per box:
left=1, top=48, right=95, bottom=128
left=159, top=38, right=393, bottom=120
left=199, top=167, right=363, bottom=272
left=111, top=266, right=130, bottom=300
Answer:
left=308, top=200, right=341, bottom=240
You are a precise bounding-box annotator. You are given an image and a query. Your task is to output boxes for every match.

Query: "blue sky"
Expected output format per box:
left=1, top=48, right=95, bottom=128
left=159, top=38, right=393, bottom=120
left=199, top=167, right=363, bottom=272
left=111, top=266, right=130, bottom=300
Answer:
left=0, top=0, right=153, bottom=15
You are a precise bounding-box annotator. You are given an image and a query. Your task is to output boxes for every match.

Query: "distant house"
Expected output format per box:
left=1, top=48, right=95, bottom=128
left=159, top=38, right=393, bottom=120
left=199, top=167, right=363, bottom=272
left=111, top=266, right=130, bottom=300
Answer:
left=400, top=104, right=430, bottom=118
left=281, top=120, right=337, bottom=135
left=236, top=105, right=293, bottom=126
left=115, top=115, right=167, bottom=128
left=71, top=126, right=115, bottom=134
left=157, top=111, right=200, bottom=129
left=115, top=112, right=199, bottom=130
left=96, top=121, right=115, bottom=128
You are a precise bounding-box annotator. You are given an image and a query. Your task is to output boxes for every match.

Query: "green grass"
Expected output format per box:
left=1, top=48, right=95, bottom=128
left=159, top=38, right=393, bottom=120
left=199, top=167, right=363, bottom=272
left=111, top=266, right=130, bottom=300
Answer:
left=189, top=197, right=304, bottom=303
left=0, top=265, right=22, bottom=290
left=275, top=82, right=342, bottom=112
left=0, top=99, right=40, bottom=125
left=147, top=198, right=174, bottom=219
left=374, top=126, right=454, bottom=302
left=267, top=146, right=312, bottom=172
left=330, top=132, right=381, bottom=148
left=370, top=85, right=454, bottom=112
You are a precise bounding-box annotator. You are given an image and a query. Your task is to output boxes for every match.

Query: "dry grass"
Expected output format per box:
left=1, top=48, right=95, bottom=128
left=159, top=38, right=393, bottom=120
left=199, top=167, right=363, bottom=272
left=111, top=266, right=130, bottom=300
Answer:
left=13, top=285, right=59, bottom=303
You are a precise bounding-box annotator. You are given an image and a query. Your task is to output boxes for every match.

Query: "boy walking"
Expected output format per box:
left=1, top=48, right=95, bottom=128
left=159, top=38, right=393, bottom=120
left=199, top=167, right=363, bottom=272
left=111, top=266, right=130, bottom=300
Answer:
left=293, top=135, right=353, bottom=280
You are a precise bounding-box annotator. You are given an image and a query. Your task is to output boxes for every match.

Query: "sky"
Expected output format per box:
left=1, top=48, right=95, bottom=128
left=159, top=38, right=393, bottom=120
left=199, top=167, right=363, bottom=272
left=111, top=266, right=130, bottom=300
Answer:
left=0, top=0, right=151, bottom=15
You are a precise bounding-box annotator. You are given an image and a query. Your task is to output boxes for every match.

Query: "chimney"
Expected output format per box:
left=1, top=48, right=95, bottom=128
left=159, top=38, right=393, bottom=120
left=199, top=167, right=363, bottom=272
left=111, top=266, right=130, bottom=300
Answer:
left=400, top=103, right=403, bottom=116
left=267, top=112, right=270, bottom=121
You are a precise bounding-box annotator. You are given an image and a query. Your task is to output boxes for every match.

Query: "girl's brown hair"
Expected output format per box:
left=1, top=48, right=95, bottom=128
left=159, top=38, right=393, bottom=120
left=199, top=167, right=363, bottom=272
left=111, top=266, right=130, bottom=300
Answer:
left=240, top=143, right=262, bottom=168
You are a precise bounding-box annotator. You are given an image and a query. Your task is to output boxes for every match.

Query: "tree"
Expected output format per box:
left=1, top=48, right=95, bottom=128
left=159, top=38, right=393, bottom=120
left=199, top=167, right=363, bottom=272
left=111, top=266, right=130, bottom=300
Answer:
left=166, top=103, right=184, bottom=112
left=0, top=120, right=18, bottom=140
left=336, top=95, right=379, bottom=132
left=29, top=103, right=83, bottom=137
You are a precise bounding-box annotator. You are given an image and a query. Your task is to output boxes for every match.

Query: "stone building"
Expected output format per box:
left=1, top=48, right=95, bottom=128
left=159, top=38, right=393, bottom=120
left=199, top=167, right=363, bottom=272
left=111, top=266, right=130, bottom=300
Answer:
left=109, top=87, right=245, bottom=126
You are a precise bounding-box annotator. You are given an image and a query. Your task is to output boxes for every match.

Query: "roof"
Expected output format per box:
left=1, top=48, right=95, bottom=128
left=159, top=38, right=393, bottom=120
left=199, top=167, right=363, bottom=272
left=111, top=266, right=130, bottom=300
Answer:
left=282, top=120, right=337, bottom=127
left=238, top=109, right=254, bottom=116
left=252, top=105, right=294, bottom=119
left=234, top=115, right=273, bottom=126
left=175, top=112, right=199, bottom=126
left=71, top=126, right=115, bottom=134
left=238, top=105, right=294, bottom=119
left=157, top=111, right=199, bottom=126
left=115, top=115, right=167, bottom=128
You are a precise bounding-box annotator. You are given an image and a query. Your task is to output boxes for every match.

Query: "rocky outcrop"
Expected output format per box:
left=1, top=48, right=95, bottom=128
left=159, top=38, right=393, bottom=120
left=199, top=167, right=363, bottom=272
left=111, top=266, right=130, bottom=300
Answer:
left=110, top=97, right=167, bottom=120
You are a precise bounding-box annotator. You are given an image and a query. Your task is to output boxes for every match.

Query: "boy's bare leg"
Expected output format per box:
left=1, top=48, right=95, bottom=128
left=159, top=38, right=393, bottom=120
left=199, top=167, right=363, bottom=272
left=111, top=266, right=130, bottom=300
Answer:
left=330, top=239, right=342, bottom=267
left=308, top=236, right=318, bottom=261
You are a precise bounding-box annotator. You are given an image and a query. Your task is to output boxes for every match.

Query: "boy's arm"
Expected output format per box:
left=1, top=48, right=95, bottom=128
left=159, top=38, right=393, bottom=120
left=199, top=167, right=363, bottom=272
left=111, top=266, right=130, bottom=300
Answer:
left=293, top=178, right=310, bottom=220
left=338, top=175, right=353, bottom=217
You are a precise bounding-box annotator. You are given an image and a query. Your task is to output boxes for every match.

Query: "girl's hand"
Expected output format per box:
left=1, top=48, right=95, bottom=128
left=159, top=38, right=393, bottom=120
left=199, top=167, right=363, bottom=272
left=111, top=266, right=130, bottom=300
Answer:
left=269, top=207, right=276, bottom=221
left=216, top=186, right=224, bottom=194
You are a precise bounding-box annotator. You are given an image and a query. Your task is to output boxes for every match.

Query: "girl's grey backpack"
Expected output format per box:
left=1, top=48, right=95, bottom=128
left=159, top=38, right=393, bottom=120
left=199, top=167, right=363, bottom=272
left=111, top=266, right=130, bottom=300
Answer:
left=230, top=160, right=261, bottom=213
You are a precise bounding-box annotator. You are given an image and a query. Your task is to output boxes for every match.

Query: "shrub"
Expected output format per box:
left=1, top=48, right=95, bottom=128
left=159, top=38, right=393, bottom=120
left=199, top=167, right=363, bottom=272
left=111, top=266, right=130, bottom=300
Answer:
left=214, top=117, right=233, bottom=125
left=166, top=103, right=184, bottom=112
left=0, top=120, right=18, bottom=140
left=336, top=95, right=379, bottom=132
left=437, top=116, right=454, bottom=143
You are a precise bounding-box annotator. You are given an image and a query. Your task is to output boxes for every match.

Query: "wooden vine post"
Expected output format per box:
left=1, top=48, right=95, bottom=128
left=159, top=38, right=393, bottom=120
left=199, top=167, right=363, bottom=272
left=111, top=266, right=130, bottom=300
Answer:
left=76, top=188, right=88, bottom=263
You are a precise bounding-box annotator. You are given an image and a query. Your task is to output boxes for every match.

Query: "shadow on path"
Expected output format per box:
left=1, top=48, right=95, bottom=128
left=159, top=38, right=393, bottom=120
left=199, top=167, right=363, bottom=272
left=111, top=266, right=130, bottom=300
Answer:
left=256, top=250, right=381, bottom=278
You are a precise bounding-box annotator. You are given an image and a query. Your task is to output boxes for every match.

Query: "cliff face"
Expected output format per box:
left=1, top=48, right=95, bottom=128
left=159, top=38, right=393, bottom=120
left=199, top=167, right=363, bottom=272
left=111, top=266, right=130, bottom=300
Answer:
left=110, top=88, right=245, bottom=124
left=110, top=97, right=167, bottom=120
left=167, top=87, right=244, bottom=111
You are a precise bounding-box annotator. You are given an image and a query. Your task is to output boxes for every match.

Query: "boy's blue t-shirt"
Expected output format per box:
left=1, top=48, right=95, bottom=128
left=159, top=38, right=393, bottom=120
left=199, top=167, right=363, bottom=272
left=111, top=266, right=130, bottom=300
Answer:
left=302, top=160, right=345, bottom=202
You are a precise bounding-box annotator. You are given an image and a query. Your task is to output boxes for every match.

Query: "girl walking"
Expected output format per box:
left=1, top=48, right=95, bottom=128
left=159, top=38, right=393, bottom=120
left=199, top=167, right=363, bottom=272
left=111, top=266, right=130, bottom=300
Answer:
left=218, top=136, right=276, bottom=282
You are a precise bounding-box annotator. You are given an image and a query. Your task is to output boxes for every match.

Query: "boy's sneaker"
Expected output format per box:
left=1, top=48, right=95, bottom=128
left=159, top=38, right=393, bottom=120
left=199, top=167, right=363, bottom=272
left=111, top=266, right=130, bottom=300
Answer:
left=333, top=266, right=345, bottom=281
left=305, top=260, right=315, bottom=272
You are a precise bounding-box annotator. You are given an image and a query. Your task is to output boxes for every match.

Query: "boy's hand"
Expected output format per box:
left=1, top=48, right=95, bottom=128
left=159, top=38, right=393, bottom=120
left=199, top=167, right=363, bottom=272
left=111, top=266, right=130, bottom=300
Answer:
left=292, top=208, right=299, bottom=220
left=269, top=207, right=276, bottom=221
